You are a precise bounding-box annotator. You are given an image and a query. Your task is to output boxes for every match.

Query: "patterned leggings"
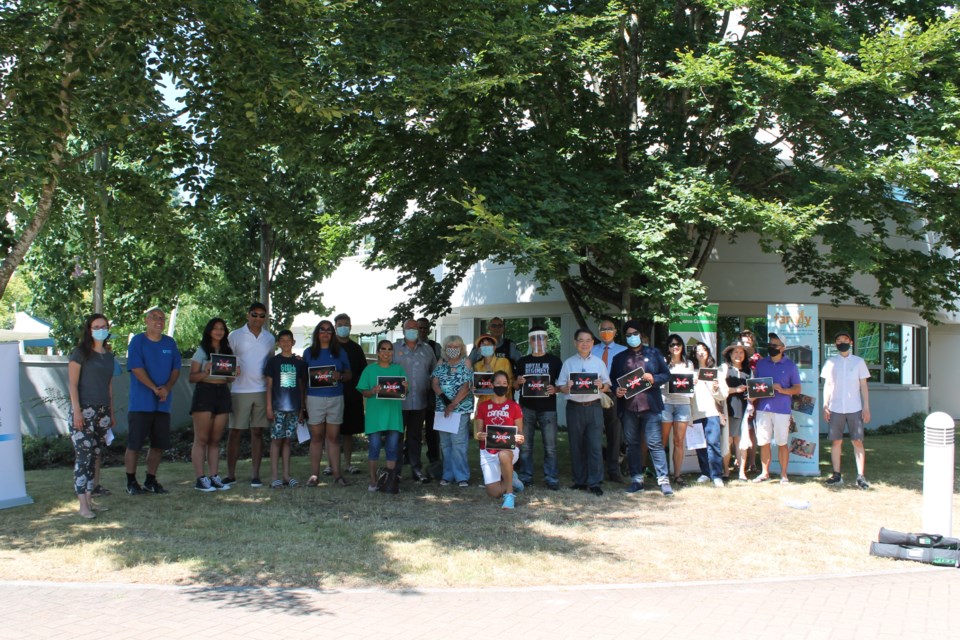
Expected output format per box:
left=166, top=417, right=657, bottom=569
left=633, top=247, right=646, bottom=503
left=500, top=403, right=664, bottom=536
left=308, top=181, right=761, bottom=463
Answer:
left=71, top=405, right=110, bottom=495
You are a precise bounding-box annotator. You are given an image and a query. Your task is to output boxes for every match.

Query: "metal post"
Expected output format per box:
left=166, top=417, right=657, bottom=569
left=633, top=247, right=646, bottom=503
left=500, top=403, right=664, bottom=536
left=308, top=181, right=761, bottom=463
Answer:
left=923, top=412, right=955, bottom=536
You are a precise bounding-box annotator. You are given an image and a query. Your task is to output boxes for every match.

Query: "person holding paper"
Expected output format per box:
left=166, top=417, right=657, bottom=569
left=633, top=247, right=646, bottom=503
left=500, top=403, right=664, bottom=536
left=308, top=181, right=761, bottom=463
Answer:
left=821, top=330, right=871, bottom=489
left=264, top=330, right=307, bottom=490
left=431, top=335, right=474, bottom=487
left=67, top=313, right=116, bottom=518
left=662, top=333, right=694, bottom=486
left=557, top=328, right=611, bottom=495
left=514, top=325, right=563, bottom=490
left=303, top=319, right=352, bottom=487
left=474, top=371, right=526, bottom=509
left=691, top=342, right=726, bottom=487
left=753, top=332, right=802, bottom=484
left=393, top=318, right=438, bottom=484
left=610, top=321, right=673, bottom=496
left=473, top=333, right=515, bottom=391
left=720, top=340, right=753, bottom=481
left=357, top=340, right=408, bottom=493
left=187, top=318, right=234, bottom=492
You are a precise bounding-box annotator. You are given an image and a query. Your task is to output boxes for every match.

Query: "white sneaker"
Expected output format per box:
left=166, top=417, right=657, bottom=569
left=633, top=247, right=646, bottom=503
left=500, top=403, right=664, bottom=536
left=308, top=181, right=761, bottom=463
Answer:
left=194, top=476, right=215, bottom=492
left=696, top=474, right=710, bottom=484
left=713, top=478, right=724, bottom=488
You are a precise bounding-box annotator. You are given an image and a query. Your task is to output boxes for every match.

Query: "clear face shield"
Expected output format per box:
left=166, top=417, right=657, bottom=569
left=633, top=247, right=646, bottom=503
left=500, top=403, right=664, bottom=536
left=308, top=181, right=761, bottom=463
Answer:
left=528, top=331, right=548, bottom=354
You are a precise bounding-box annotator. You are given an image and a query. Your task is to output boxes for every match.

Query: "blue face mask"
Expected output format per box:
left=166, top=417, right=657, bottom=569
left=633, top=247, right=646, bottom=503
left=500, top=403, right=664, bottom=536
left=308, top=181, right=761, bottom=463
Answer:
left=404, top=329, right=419, bottom=342
left=480, top=345, right=494, bottom=357
left=92, top=328, right=109, bottom=342
left=626, top=335, right=641, bottom=348
left=336, top=326, right=351, bottom=338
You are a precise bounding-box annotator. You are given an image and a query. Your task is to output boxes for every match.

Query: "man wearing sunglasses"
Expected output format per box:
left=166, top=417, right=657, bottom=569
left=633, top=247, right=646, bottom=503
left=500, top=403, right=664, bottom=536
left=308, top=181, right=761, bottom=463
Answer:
left=225, top=302, right=276, bottom=488
left=752, top=332, right=802, bottom=484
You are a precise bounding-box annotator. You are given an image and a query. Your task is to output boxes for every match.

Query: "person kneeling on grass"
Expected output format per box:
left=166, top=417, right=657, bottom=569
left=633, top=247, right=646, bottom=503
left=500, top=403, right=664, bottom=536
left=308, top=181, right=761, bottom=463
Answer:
left=357, top=339, right=407, bottom=493
left=474, top=371, right=526, bottom=510
left=264, top=330, right=307, bottom=489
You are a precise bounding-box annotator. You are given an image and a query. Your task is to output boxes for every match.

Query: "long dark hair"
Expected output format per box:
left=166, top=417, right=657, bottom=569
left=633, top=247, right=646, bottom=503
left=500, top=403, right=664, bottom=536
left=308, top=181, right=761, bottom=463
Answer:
left=76, top=313, right=109, bottom=361
left=200, top=318, right=232, bottom=357
left=693, top=341, right=716, bottom=369
left=309, top=320, right=340, bottom=359
left=666, top=333, right=690, bottom=365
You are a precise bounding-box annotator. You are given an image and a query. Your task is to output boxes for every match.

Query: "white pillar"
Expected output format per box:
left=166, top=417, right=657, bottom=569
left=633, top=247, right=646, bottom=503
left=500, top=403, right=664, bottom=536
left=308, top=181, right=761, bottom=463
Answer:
left=922, top=412, right=955, bottom=536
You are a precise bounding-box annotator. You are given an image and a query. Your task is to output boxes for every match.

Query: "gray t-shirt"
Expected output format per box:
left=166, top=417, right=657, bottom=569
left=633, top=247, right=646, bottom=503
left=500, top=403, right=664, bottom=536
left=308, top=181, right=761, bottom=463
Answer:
left=69, top=348, right=115, bottom=407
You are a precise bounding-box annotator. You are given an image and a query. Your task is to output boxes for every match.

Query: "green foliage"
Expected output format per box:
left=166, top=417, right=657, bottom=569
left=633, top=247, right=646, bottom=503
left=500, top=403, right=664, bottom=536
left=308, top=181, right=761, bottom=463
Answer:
left=874, top=412, right=927, bottom=435
left=0, top=272, right=33, bottom=330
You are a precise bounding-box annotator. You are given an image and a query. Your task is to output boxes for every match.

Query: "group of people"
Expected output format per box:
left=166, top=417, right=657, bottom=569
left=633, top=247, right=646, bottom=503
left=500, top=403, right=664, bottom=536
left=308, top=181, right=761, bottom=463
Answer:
left=66, top=307, right=873, bottom=518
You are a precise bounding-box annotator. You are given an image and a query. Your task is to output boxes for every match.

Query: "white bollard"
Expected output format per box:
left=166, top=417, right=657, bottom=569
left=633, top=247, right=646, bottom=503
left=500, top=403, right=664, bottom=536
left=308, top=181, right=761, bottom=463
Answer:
left=922, top=412, right=955, bottom=536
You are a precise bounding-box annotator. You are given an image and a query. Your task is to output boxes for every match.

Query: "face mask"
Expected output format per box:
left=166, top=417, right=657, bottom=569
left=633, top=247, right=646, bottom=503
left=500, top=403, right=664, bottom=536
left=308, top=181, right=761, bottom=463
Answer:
left=404, top=329, right=419, bottom=341
left=599, top=329, right=615, bottom=342
left=92, top=328, right=109, bottom=342
left=836, top=343, right=851, bottom=353
left=768, top=347, right=781, bottom=357
left=335, top=326, right=351, bottom=338
left=480, top=345, right=495, bottom=358
left=445, top=347, right=461, bottom=360
left=492, top=385, right=509, bottom=397
left=625, top=335, right=641, bottom=348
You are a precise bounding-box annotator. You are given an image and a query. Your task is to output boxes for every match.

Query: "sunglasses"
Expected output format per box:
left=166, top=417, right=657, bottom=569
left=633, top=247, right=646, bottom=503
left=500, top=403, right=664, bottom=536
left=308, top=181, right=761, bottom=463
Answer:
left=318, top=328, right=333, bottom=333
left=250, top=313, right=266, bottom=318
left=669, top=343, right=683, bottom=348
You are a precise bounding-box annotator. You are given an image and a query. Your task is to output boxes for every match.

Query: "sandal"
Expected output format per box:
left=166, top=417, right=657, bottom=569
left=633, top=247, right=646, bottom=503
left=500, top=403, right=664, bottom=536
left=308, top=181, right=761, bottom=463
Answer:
left=752, top=475, right=771, bottom=483
left=285, top=478, right=299, bottom=488
left=334, top=476, right=350, bottom=487
left=306, top=475, right=319, bottom=487
left=271, top=479, right=283, bottom=489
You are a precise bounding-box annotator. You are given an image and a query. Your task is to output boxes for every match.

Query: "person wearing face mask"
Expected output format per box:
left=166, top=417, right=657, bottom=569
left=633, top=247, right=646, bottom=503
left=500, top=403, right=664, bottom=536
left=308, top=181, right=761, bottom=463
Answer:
left=473, top=334, right=515, bottom=391
left=821, top=330, right=871, bottom=489
left=591, top=316, right=627, bottom=483
left=431, top=335, right=474, bottom=487
left=393, top=318, right=438, bottom=483
left=418, top=317, right=443, bottom=477
left=469, top=316, right=522, bottom=367
left=67, top=314, right=117, bottom=518
left=333, top=313, right=367, bottom=476
left=752, top=332, right=802, bottom=483
left=514, top=325, right=563, bottom=490
left=475, top=371, right=526, bottom=509
left=610, top=321, right=673, bottom=496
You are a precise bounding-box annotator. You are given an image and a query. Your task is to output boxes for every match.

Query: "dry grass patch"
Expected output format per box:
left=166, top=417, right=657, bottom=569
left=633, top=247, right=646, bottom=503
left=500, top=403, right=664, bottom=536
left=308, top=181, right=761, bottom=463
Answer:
left=0, top=433, right=956, bottom=588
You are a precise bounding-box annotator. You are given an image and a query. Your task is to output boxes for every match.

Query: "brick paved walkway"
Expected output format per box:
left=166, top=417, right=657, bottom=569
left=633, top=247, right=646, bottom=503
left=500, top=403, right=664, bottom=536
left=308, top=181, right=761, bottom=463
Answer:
left=2, top=568, right=956, bottom=640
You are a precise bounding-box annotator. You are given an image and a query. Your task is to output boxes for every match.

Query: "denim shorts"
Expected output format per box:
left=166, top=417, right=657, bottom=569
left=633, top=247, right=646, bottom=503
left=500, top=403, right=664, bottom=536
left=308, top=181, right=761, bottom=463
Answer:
left=661, top=403, right=691, bottom=424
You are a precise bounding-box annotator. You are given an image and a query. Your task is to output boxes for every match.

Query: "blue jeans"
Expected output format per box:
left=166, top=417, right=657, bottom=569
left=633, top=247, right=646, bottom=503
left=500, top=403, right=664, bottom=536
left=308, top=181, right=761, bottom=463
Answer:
left=519, top=407, right=558, bottom=486
left=368, top=430, right=401, bottom=463
left=439, top=413, right=471, bottom=482
left=566, top=401, right=603, bottom=488
left=622, top=409, right=669, bottom=483
left=694, top=416, right=723, bottom=479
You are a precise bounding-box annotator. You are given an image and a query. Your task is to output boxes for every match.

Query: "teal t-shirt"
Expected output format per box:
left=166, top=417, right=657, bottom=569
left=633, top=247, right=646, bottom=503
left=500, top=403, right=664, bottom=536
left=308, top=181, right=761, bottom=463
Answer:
left=357, top=363, right=406, bottom=434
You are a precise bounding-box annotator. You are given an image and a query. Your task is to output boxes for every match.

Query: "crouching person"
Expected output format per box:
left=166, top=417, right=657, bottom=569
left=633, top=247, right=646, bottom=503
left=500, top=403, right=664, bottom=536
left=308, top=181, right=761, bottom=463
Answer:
left=474, top=371, right=525, bottom=510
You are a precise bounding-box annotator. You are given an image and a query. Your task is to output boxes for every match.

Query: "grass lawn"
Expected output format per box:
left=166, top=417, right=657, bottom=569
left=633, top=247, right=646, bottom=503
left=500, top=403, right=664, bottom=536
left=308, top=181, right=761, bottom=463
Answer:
left=1, top=432, right=957, bottom=589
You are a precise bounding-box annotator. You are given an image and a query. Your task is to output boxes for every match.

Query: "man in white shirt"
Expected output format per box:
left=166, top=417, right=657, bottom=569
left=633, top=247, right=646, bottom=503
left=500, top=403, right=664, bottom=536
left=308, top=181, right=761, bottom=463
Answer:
left=820, top=330, right=871, bottom=489
left=225, top=302, right=276, bottom=488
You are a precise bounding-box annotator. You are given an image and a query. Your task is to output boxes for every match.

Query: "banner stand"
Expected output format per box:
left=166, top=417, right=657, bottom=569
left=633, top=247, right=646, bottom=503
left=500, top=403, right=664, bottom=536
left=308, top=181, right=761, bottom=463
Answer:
left=0, top=341, right=33, bottom=509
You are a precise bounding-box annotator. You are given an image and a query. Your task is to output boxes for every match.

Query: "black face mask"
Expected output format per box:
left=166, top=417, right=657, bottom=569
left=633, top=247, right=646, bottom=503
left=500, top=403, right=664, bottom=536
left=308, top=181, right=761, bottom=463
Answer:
left=493, top=385, right=509, bottom=397
left=836, top=343, right=851, bottom=353
left=768, top=347, right=781, bottom=357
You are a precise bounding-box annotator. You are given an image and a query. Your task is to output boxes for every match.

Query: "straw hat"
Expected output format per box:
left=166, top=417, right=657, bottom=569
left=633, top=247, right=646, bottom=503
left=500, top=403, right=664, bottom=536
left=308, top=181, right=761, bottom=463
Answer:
left=721, top=340, right=755, bottom=361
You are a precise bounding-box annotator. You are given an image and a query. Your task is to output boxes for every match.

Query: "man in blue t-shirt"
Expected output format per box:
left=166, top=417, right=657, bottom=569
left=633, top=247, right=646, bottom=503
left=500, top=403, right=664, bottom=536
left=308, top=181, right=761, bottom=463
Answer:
left=125, top=307, right=182, bottom=495
left=752, top=332, right=801, bottom=483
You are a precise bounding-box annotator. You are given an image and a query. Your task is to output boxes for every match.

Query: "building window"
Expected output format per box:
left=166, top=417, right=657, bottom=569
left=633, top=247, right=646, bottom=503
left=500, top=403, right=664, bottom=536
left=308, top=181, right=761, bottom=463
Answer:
left=822, top=320, right=925, bottom=386
left=479, top=316, right=562, bottom=357
left=717, top=315, right=768, bottom=358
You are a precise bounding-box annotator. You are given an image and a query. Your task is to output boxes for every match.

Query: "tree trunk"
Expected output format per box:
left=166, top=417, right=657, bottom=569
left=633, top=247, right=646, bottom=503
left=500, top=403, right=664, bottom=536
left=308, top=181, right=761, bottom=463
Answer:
left=92, top=148, right=108, bottom=313
left=259, top=219, right=273, bottom=314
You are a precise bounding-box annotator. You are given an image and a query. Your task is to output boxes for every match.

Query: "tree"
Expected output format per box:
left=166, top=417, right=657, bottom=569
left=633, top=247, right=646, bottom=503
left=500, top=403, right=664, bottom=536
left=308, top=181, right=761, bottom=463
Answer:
left=319, top=1, right=960, bottom=327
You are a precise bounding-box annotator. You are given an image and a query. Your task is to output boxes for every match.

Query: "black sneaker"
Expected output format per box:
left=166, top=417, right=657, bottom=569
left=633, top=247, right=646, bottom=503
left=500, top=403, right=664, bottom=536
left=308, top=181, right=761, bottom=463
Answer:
left=825, top=472, right=843, bottom=486
left=221, top=476, right=236, bottom=486
left=589, top=486, right=603, bottom=496
left=194, top=477, right=215, bottom=492
left=209, top=475, right=230, bottom=491
left=126, top=482, right=145, bottom=496
left=250, top=477, right=263, bottom=488
left=143, top=479, right=168, bottom=494
left=91, top=484, right=111, bottom=497
left=625, top=481, right=645, bottom=494
left=856, top=475, right=871, bottom=490
left=546, top=482, right=560, bottom=491
left=411, top=468, right=430, bottom=484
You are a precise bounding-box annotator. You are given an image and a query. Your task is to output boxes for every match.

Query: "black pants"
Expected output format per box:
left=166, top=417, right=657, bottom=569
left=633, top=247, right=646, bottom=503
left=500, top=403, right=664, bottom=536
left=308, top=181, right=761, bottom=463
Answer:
left=424, top=391, right=440, bottom=464
left=401, top=409, right=427, bottom=472
left=601, top=400, right=622, bottom=477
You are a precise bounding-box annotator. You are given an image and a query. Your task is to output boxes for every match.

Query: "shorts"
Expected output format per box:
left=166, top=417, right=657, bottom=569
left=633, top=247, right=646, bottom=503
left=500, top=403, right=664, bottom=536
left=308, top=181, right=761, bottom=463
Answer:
left=828, top=412, right=865, bottom=441
left=190, top=382, right=232, bottom=415
left=127, top=411, right=171, bottom=451
left=306, top=395, right=344, bottom=425
left=480, top=447, right=520, bottom=486
left=755, top=411, right=791, bottom=447
left=270, top=410, right=299, bottom=440
left=661, top=403, right=691, bottom=424
left=232, top=392, right=268, bottom=430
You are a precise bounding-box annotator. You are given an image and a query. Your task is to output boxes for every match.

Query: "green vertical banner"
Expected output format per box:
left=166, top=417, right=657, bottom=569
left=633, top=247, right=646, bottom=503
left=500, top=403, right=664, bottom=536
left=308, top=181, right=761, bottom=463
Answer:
left=767, top=304, right=820, bottom=477
left=668, top=304, right=719, bottom=362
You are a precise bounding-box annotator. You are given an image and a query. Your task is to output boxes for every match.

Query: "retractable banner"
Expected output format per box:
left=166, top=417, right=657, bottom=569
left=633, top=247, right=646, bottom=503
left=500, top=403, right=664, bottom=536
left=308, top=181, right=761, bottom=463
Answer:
left=0, top=342, right=33, bottom=509
left=767, top=304, right=820, bottom=476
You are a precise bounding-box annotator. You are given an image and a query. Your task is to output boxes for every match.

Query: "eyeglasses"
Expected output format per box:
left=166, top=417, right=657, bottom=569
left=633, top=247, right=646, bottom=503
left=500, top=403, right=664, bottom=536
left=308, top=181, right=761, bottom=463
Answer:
left=669, top=343, right=683, bottom=348
left=575, top=339, right=593, bottom=344
left=318, top=328, right=333, bottom=333
left=250, top=313, right=266, bottom=319
left=379, top=347, right=393, bottom=351
left=625, top=331, right=639, bottom=337
left=489, top=323, right=504, bottom=328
